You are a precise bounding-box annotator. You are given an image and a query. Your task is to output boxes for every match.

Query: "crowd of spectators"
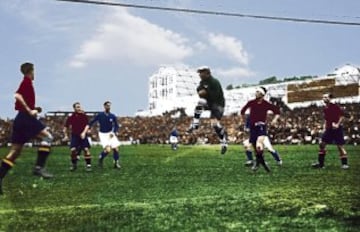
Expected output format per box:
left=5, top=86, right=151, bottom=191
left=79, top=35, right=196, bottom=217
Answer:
left=0, top=103, right=359, bottom=147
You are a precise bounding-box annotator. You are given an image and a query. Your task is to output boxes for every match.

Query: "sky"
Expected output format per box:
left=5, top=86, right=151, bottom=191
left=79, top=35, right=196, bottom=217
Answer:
left=0, top=0, right=359, bottom=118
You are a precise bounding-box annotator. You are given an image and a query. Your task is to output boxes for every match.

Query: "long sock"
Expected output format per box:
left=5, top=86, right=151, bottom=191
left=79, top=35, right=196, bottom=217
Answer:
left=36, top=145, right=51, bottom=168
left=99, top=151, right=108, bottom=160
left=341, top=157, right=348, bottom=165
left=339, top=150, right=348, bottom=165
left=270, top=150, right=281, bottom=162
left=246, top=150, right=253, bottom=161
left=71, top=149, right=78, bottom=166
left=318, top=148, right=326, bottom=167
left=191, top=106, right=202, bottom=129
left=84, top=152, right=91, bottom=165
left=192, top=118, right=200, bottom=128
left=194, top=106, right=201, bottom=119
left=254, top=153, right=260, bottom=168
left=76, top=148, right=81, bottom=157
left=0, top=159, right=14, bottom=179
left=71, top=159, right=77, bottom=166
left=113, top=150, right=119, bottom=161
left=257, top=150, right=270, bottom=172
left=214, top=124, right=226, bottom=141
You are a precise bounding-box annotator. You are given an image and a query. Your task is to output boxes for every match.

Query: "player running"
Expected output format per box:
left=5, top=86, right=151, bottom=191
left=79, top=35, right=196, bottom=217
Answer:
left=86, top=101, right=121, bottom=169
left=0, top=63, right=54, bottom=194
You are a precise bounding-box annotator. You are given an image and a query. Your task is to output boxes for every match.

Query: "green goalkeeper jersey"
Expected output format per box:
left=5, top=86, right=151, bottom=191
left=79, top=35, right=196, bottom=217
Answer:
left=197, top=75, right=225, bottom=107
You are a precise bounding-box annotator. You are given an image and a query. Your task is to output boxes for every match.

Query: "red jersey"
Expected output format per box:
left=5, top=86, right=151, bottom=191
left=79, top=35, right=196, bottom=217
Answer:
left=324, top=103, right=344, bottom=129
left=15, top=76, right=35, bottom=112
left=65, top=112, right=89, bottom=136
left=240, top=99, right=280, bottom=126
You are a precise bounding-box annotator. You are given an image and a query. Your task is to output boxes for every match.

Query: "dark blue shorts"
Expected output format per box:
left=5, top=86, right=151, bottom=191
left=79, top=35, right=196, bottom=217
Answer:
left=249, top=124, right=267, bottom=145
left=70, top=134, right=91, bottom=149
left=322, top=127, right=345, bottom=145
left=11, top=112, right=46, bottom=144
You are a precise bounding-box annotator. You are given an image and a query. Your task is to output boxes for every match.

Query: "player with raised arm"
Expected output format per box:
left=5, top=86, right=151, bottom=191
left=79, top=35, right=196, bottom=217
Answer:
left=187, top=66, right=228, bottom=154
left=240, top=87, right=280, bottom=172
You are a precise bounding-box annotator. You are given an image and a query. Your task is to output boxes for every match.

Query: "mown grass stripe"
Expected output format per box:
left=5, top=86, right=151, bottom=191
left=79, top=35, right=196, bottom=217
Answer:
left=0, top=193, right=258, bottom=214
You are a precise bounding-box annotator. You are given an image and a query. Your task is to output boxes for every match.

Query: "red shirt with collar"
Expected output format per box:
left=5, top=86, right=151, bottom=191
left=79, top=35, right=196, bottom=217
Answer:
left=65, top=112, right=89, bottom=135
left=15, top=76, right=35, bottom=112
left=240, top=98, right=280, bottom=126
left=324, top=103, right=344, bottom=129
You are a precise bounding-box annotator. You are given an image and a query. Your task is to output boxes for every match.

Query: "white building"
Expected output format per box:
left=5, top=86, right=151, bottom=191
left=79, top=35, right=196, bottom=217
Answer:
left=136, top=65, right=360, bottom=117
left=136, top=66, right=199, bottom=116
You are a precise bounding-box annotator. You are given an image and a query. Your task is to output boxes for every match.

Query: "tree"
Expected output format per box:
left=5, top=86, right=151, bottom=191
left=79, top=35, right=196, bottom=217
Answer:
left=226, top=84, right=234, bottom=90
left=259, top=76, right=278, bottom=85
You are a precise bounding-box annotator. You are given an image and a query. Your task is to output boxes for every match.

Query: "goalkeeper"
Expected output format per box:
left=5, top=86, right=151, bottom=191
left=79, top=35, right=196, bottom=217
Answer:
left=187, top=66, right=228, bottom=154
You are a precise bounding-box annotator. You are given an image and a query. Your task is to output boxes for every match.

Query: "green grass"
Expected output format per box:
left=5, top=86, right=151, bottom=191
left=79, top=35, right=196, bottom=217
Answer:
left=0, top=145, right=359, bottom=231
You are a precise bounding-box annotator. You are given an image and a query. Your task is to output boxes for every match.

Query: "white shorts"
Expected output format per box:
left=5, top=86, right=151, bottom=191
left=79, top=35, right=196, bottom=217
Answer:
left=243, top=139, right=251, bottom=147
left=243, top=137, right=274, bottom=152
left=170, top=136, right=178, bottom=144
left=99, top=132, right=121, bottom=149
left=263, top=136, right=274, bottom=152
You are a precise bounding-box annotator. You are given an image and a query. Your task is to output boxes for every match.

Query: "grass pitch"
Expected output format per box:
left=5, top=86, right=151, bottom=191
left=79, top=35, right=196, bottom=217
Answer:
left=0, top=145, right=359, bottom=231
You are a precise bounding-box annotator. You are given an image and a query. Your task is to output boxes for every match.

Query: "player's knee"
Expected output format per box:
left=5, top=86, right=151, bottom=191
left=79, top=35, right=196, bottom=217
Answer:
left=212, top=121, right=222, bottom=129
left=337, top=145, right=346, bottom=153
left=197, top=98, right=207, bottom=107
left=37, top=131, right=52, bottom=157
left=6, top=148, right=21, bottom=161
left=212, top=123, right=218, bottom=130
left=84, top=150, right=91, bottom=158
left=105, top=146, right=111, bottom=153
left=213, top=124, right=222, bottom=135
left=245, top=146, right=252, bottom=152
left=256, top=144, right=263, bottom=152
left=41, top=132, right=53, bottom=146
left=319, top=142, right=326, bottom=149
left=71, top=149, right=78, bottom=159
left=11, top=146, right=22, bottom=155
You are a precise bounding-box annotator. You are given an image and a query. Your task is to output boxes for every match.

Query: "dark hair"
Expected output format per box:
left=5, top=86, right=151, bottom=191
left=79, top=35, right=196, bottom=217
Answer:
left=198, top=69, right=211, bottom=75
left=260, top=86, right=267, bottom=95
left=104, top=101, right=111, bottom=106
left=73, top=102, right=80, bottom=109
left=20, top=62, right=34, bottom=75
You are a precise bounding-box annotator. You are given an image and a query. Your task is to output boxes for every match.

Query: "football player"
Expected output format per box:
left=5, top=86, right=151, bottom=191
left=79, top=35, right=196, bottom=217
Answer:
left=243, top=115, right=282, bottom=166
left=240, top=87, right=280, bottom=172
left=187, top=66, right=228, bottom=154
left=86, top=101, right=121, bottom=169
left=312, top=93, right=349, bottom=169
left=0, top=63, right=54, bottom=194
left=63, top=102, right=92, bottom=171
left=169, top=127, right=179, bottom=151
